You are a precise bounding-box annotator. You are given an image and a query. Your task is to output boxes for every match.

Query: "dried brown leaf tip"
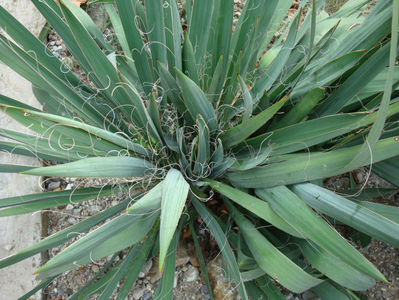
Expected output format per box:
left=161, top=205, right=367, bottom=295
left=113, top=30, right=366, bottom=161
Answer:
left=71, top=0, right=87, bottom=7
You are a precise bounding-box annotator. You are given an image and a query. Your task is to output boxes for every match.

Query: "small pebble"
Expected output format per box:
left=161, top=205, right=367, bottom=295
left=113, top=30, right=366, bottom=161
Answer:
left=91, top=265, right=100, bottom=273
left=3, top=244, right=15, bottom=251
left=65, top=204, right=74, bottom=214
left=142, top=292, right=152, bottom=300
left=174, top=274, right=178, bottom=288
left=139, top=260, right=153, bottom=278
left=183, top=265, right=199, bottom=282
left=67, top=217, right=77, bottom=225
left=57, top=289, right=64, bottom=296
left=48, top=181, right=61, bottom=190
left=132, top=288, right=144, bottom=300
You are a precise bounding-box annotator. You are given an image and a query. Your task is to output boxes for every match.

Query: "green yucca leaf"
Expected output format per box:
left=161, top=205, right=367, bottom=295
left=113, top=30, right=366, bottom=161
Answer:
left=297, top=239, right=375, bottom=291
left=372, top=156, right=399, bottom=187
left=159, top=169, right=189, bottom=271
left=316, top=42, right=392, bottom=116
left=255, top=277, right=285, bottom=300
left=57, top=1, right=135, bottom=115
left=70, top=255, right=121, bottom=299
left=97, top=248, right=137, bottom=299
left=115, top=0, right=153, bottom=93
left=312, top=282, right=352, bottom=300
left=228, top=137, right=399, bottom=188
left=236, top=101, right=399, bottom=157
left=256, top=186, right=386, bottom=282
left=0, top=140, right=70, bottom=162
left=104, top=4, right=138, bottom=77
left=356, top=201, right=399, bottom=224
left=164, top=0, right=183, bottom=73
left=238, top=74, right=254, bottom=122
left=175, top=68, right=218, bottom=131
left=183, top=31, right=199, bottom=85
left=0, top=33, right=112, bottom=130
left=206, top=0, right=233, bottom=94
left=0, top=186, right=113, bottom=216
left=293, top=50, right=365, bottom=97
left=0, top=4, right=80, bottom=88
left=154, top=216, right=186, bottom=300
left=0, top=196, right=140, bottom=269
left=207, top=55, right=224, bottom=104
left=60, top=0, right=112, bottom=52
left=0, top=164, right=33, bottom=173
left=292, top=183, right=399, bottom=247
left=3, top=105, right=150, bottom=157
left=116, top=230, right=156, bottom=300
left=252, top=10, right=301, bottom=102
left=192, top=195, right=249, bottom=300
left=157, top=60, right=188, bottom=116
left=144, top=0, right=167, bottom=72
left=22, top=157, right=155, bottom=178
left=188, top=0, right=213, bottom=66
left=32, top=85, right=72, bottom=118
left=221, top=96, right=288, bottom=148
left=194, top=115, right=210, bottom=176
left=205, top=179, right=301, bottom=237
left=36, top=186, right=161, bottom=279
left=225, top=199, right=323, bottom=293
left=0, top=128, right=83, bottom=162
left=271, top=87, right=324, bottom=130
left=189, top=221, right=214, bottom=300
left=344, top=2, right=398, bottom=171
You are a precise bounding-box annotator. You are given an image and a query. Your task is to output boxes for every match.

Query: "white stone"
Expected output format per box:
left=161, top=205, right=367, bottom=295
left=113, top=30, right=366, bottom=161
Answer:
left=3, top=244, right=15, bottom=251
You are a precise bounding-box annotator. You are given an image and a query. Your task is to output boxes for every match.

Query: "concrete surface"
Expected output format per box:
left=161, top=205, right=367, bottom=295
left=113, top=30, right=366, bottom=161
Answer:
left=0, top=1, right=45, bottom=299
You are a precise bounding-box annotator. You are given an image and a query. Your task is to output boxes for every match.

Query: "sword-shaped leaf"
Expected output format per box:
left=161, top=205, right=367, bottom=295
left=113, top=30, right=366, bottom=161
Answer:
left=228, top=137, right=399, bottom=188
left=0, top=186, right=113, bottom=217
left=225, top=199, right=323, bottom=293
left=36, top=184, right=162, bottom=278
left=297, top=240, right=375, bottom=291
left=159, top=169, right=189, bottom=270
left=205, top=179, right=302, bottom=237
left=256, top=186, right=386, bottom=281
left=221, top=96, right=288, bottom=148
left=175, top=68, right=218, bottom=131
left=21, top=157, right=155, bottom=178
left=0, top=196, right=140, bottom=269
left=292, top=183, right=399, bottom=247
left=192, top=196, right=249, bottom=300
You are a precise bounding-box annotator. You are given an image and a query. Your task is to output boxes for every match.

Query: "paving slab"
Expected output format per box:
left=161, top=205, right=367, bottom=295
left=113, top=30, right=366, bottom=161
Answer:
left=0, top=1, right=45, bottom=299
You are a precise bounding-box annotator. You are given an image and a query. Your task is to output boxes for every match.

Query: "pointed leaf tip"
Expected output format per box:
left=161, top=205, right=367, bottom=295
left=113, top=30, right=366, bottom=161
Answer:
left=159, top=169, right=189, bottom=270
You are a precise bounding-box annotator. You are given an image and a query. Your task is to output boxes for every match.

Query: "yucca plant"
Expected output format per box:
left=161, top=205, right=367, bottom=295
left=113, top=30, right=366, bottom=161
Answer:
left=0, top=0, right=398, bottom=298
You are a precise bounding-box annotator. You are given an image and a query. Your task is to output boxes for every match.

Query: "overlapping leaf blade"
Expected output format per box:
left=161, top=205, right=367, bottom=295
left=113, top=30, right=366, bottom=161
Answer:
left=22, top=156, right=155, bottom=178
left=228, top=137, right=399, bottom=188
left=36, top=184, right=162, bottom=278
left=292, top=183, right=399, bottom=247
left=0, top=186, right=113, bottom=216
left=256, top=186, right=386, bottom=281
left=159, top=169, right=189, bottom=270
left=297, top=240, right=375, bottom=291
left=225, top=200, right=323, bottom=293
